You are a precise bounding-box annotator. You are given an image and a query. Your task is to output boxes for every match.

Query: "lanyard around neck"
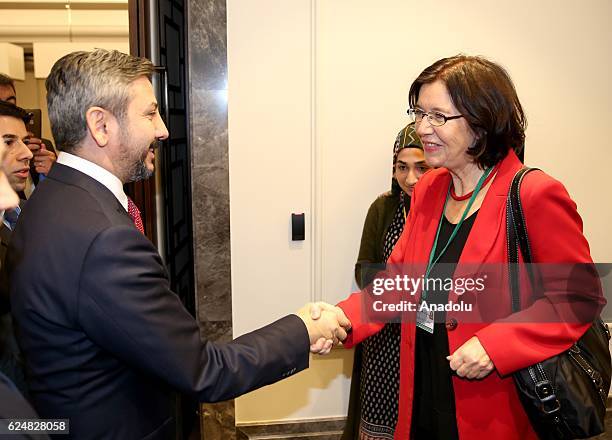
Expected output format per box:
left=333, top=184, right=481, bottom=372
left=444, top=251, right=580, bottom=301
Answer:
left=423, top=167, right=493, bottom=286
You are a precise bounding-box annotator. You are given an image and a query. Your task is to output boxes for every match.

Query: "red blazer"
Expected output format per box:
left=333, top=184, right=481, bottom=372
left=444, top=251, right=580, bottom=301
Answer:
left=338, top=150, right=603, bottom=439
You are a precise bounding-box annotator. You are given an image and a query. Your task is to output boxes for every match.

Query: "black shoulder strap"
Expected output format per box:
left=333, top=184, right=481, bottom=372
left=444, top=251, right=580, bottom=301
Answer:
left=507, top=167, right=540, bottom=313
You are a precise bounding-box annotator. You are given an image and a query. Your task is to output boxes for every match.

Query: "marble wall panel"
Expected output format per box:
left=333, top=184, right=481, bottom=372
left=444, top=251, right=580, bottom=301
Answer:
left=191, top=89, right=231, bottom=323
left=188, top=0, right=227, bottom=90
left=187, top=0, right=230, bottom=332
left=187, top=0, right=235, bottom=436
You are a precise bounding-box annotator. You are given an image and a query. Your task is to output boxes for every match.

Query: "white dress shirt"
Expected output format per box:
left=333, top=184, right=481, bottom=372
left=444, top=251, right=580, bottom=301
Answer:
left=56, top=152, right=128, bottom=212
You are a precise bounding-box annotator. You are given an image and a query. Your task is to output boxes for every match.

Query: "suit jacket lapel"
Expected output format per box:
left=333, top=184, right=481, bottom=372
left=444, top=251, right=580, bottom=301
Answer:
left=47, top=163, right=133, bottom=228
left=0, top=223, right=10, bottom=264
left=408, top=170, right=450, bottom=265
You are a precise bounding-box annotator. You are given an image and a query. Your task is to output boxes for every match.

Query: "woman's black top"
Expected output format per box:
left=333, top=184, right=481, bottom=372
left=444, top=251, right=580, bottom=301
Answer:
left=411, top=211, right=478, bottom=440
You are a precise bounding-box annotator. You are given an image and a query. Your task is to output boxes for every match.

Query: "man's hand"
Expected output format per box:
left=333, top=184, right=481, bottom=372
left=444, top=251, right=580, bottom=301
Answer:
left=309, top=337, right=334, bottom=355
left=447, top=336, right=495, bottom=379
left=308, top=302, right=352, bottom=355
left=297, top=302, right=351, bottom=355
left=309, top=302, right=351, bottom=332
left=27, top=139, right=56, bottom=175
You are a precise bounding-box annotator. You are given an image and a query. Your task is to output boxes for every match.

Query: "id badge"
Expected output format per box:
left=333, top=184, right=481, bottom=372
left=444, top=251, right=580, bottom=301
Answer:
left=416, top=301, right=435, bottom=334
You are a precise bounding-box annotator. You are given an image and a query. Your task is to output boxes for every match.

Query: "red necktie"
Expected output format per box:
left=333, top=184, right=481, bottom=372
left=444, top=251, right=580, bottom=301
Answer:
left=127, top=197, right=145, bottom=234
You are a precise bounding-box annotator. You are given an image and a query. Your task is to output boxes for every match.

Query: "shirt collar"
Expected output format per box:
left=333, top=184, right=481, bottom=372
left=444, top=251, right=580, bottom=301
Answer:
left=56, top=152, right=128, bottom=211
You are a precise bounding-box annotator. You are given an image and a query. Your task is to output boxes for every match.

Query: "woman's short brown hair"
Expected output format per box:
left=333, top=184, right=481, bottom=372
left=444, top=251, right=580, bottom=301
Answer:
left=408, top=55, right=526, bottom=168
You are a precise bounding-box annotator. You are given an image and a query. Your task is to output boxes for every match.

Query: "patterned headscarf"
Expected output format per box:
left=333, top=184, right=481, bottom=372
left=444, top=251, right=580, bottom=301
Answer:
left=392, top=122, right=422, bottom=165
left=391, top=122, right=422, bottom=194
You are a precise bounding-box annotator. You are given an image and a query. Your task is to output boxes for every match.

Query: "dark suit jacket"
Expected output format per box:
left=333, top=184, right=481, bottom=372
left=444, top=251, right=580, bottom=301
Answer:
left=1, top=202, right=29, bottom=398
left=0, top=200, right=25, bottom=273
left=5, top=163, right=310, bottom=440
left=0, top=220, right=10, bottom=273
left=0, top=212, right=11, bottom=314
left=0, top=372, right=47, bottom=440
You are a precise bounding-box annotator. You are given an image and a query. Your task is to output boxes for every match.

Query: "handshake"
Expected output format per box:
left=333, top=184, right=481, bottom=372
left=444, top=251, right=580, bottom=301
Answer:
left=296, top=302, right=352, bottom=355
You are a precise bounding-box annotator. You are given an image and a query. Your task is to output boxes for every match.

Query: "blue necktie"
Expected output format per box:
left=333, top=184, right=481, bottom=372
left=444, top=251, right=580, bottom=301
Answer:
left=3, top=206, right=20, bottom=231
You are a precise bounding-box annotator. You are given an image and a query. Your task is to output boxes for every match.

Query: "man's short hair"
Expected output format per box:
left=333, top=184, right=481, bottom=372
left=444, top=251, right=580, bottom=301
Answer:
left=0, top=101, right=30, bottom=123
left=0, top=74, right=16, bottom=94
left=45, top=49, right=155, bottom=153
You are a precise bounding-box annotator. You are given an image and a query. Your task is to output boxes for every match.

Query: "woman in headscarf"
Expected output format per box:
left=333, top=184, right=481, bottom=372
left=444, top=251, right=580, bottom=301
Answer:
left=343, top=123, right=430, bottom=440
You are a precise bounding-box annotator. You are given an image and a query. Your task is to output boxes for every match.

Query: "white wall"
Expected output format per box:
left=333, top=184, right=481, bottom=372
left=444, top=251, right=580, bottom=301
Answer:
left=228, top=0, right=612, bottom=424
left=228, top=0, right=355, bottom=423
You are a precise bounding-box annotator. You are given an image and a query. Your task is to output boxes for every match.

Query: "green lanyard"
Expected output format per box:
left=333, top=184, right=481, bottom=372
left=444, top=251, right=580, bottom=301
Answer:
left=421, top=167, right=493, bottom=300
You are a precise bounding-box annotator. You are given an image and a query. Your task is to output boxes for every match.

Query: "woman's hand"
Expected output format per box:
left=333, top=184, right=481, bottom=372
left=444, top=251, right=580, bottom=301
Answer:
left=447, top=336, right=495, bottom=379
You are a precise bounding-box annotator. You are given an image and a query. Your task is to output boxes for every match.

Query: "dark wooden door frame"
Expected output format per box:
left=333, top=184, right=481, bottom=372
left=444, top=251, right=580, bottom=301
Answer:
left=127, top=0, right=158, bottom=244
left=127, top=1, right=198, bottom=438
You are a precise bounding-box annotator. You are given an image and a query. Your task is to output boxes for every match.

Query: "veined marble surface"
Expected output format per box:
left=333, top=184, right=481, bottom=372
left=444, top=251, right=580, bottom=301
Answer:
left=188, top=0, right=234, bottom=437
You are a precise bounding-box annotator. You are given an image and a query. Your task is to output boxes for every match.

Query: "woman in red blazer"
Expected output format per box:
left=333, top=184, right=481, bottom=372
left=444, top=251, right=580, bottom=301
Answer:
left=332, top=55, right=604, bottom=439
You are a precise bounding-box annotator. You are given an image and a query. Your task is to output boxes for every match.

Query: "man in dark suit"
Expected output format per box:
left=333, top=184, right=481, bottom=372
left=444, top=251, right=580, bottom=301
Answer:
left=0, top=102, right=32, bottom=395
left=0, top=73, right=57, bottom=193
left=0, top=103, right=39, bottom=427
left=0, top=372, right=48, bottom=440
left=0, top=102, right=32, bottom=269
left=4, top=49, right=348, bottom=440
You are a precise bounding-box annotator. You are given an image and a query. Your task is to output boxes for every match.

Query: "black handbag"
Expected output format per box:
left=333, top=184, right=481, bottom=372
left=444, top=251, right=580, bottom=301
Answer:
left=506, top=167, right=611, bottom=439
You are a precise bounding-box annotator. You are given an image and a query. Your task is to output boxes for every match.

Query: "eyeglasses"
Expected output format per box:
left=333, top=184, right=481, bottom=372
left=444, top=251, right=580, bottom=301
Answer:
left=407, top=108, right=464, bottom=127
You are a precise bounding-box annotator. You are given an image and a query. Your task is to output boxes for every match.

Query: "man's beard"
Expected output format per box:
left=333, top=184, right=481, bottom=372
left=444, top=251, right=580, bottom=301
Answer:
left=118, top=126, right=155, bottom=183
left=127, top=151, right=153, bottom=183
